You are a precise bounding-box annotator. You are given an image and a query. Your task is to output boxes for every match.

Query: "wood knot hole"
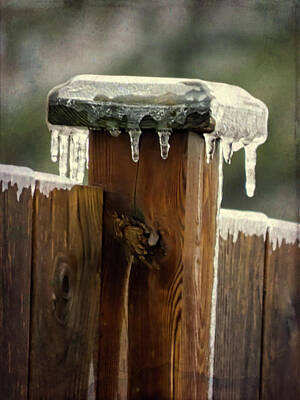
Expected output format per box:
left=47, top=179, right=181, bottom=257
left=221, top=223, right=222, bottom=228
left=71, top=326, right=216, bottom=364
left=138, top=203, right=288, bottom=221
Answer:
left=52, top=252, right=73, bottom=325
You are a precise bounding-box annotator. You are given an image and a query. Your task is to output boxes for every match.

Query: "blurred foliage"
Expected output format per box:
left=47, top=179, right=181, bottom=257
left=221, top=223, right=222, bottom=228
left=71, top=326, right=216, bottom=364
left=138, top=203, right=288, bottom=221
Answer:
left=0, top=0, right=299, bottom=221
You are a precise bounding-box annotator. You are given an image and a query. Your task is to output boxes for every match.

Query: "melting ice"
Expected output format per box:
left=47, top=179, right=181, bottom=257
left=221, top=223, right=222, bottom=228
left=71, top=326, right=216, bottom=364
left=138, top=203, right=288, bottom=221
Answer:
left=128, top=129, right=142, bottom=163
left=48, top=123, right=89, bottom=183
left=47, top=77, right=268, bottom=195
left=203, top=81, right=268, bottom=197
left=157, top=129, right=171, bottom=160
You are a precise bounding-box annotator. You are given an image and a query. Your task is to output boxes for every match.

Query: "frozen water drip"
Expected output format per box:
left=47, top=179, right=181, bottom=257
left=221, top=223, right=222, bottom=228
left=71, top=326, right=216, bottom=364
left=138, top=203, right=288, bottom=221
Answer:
left=49, top=125, right=89, bottom=183
left=128, top=129, right=142, bottom=163
left=157, top=129, right=171, bottom=160
left=47, top=76, right=269, bottom=192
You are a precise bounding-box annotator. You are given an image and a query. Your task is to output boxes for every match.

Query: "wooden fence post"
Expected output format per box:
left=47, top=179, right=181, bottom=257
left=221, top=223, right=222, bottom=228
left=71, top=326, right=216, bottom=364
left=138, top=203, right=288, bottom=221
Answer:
left=47, top=74, right=220, bottom=399
left=89, top=130, right=220, bottom=399
left=46, top=74, right=269, bottom=399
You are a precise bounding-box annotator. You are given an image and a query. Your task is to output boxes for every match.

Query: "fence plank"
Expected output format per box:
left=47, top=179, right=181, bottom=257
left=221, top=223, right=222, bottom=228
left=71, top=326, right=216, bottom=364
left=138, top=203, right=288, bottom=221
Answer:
left=0, top=170, right=33, bottom=400
left=175, top=132, right=220, bottom=400
left=261, top=219, right=300, bottom=400
left=89, top=131, right=138, bottom=399
left=213, top=209, right=267, bottom=399
left=29, top=184, right=103, bottom=400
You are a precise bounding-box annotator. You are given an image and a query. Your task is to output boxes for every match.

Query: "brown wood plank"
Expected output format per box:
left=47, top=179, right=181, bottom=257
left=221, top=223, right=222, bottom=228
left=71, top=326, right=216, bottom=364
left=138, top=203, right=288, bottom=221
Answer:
left=0, top=178, right=33, bottom=400
left=29, top=184, right=103, bottom=400
left=261, top=220, right=300, bottom=400
left=128, top=131, right=220, bottom=400
left=89, top=129, right=220, bottom=399
left=89, top=131, right=138, bottom=399
left=213, top=210, right=267, bottom=400
left=127, top=130, right=191, bottom=400
left=178, top=133, right=220, bottom=400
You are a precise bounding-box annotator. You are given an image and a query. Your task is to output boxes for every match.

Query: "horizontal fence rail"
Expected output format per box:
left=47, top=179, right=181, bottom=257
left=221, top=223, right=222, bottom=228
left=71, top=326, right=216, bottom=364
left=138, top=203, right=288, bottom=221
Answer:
left=0, top=165, right=299, bottom=399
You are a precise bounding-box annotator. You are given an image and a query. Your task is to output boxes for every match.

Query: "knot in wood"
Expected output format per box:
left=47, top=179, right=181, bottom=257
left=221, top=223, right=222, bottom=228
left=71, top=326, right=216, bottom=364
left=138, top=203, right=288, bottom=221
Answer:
left=112, top=212, right=160, bottom=270
left=52, top=252, right=73, bottom=325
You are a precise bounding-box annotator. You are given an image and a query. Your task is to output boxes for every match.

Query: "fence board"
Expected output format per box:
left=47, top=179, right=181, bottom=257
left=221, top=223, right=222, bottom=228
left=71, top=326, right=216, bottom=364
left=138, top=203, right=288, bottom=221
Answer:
left=213, top=209, right=267, bottom=400
left=29, top=183, right=103, bottom=400
left=89, top=131, right=138, bottom=399
left=176, top=132, right=220, bottom=399
left=261, top=219, right=300, bottom=400
left=0, top=169, right=33, bottom=400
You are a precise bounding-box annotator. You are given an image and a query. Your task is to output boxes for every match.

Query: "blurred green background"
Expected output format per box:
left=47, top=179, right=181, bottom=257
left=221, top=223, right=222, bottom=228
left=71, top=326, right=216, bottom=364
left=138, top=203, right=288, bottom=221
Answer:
left=1, top=0, right=299, bottom=222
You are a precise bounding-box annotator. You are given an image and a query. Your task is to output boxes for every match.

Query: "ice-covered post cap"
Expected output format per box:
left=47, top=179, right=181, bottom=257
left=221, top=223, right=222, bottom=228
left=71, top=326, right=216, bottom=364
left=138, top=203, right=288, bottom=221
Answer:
left=46, top=75, right=268, bottom=196
left=47, top=75, right=214, bottom=167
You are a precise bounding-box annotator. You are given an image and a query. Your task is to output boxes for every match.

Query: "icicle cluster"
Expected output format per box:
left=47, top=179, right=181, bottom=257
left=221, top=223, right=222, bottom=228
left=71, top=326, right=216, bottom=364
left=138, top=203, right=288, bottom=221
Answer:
left=48, top=124, right=89, bottom=183
left=127, top=128, right=171, bottom=163
left=203, top=81, right=268, bottom=197
left=47, top=76, right=268, bottom=195
left=48, top=122, right=173, bottom=179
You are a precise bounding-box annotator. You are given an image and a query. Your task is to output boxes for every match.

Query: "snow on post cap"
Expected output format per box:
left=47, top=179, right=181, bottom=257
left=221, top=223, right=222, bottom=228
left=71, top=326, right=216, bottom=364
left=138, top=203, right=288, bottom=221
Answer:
left=46, top=75, right=268, bottom=197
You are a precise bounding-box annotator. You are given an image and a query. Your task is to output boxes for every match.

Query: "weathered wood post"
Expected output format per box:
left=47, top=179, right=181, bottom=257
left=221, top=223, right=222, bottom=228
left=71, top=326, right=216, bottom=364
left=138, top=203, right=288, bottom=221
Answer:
left=47, top=75, right=268, bottom=399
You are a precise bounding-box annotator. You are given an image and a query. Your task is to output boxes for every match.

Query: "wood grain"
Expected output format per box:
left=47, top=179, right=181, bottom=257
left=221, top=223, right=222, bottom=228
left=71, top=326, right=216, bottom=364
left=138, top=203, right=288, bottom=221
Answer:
left=213, top=220, right=265, bottom=399
left=29, top=184, right=103, bottom=400
left=0, top=182, right=33, bottom=400
left=128, top=130, right=189, bottom=400
left=178, top=133, right=220, bottom=399
left=89, top=130, right=138, bottom=399
left=89, top=129, right=220, bottom=399
left=261, top=224, right=300, bottom=399
left=129, top=131, right=220, bottom=399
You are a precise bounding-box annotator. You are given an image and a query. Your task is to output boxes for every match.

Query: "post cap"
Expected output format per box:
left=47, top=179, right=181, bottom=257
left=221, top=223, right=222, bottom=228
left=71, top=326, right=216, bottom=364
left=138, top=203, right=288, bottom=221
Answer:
left=47, top=75, right=215, bottom=133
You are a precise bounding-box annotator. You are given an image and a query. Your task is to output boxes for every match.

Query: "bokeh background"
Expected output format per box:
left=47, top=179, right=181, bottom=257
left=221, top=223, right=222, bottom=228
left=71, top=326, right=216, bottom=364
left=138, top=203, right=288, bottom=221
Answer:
left=1, top=0, right=299, bottom=222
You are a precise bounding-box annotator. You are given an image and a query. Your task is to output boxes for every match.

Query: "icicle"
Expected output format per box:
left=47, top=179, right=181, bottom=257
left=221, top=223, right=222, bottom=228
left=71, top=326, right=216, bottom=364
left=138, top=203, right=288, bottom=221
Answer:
left=69, top=132, right=79, bottom=181
left=50, top=128, right=59, bottom=162
left=203, top=134, right=217, bottom=163
left=128, top=129, right=141, bottom=163
left=85, top=134, right=89, bottom=170
left=48, top=123, right=89, bottom=183
left=76, top=131, right=88, bottom=183
left=222, top=140, right=233, bottom=164
left=47, top=76, right=268, bottom=193
left=203, top=81, right=268, bottom=197
left=58, top=131, right=70, bottom=178
left=244, top=143, right=258, bottom=197
left=69, top=128, right=89, bottom=182
left=157, top=129, right=171, bottom=160
left=109, top=128, right=121, bottom=137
